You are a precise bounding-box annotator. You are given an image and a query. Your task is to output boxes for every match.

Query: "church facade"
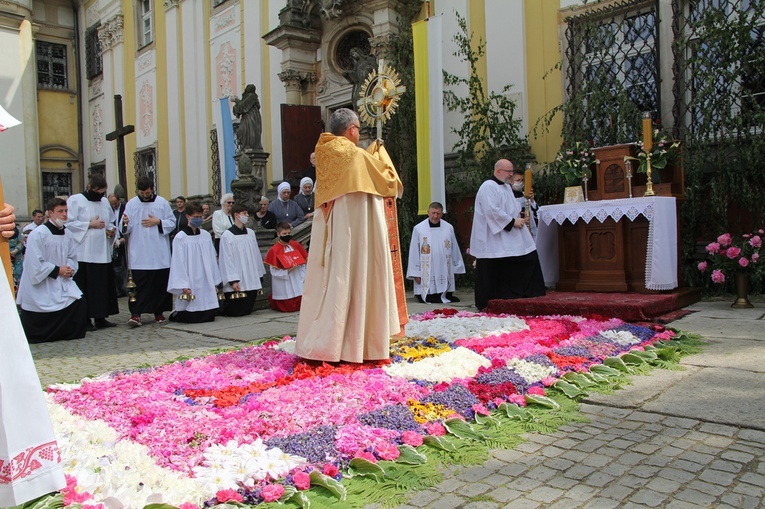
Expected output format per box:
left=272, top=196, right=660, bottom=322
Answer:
left=1, top=0, right=582, bottom=216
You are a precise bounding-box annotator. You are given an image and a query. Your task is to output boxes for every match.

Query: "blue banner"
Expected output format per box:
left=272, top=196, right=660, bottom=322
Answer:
left=219, top=98, right=237, bottom=193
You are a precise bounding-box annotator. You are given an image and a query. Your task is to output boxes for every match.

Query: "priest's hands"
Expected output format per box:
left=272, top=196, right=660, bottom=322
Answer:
left=414, top=277, right=421, bottom=284
left=90, top=216, right=106, bottom=229
left=122, top=214, right=130, bottom=227
left=232, top=282, right=241, bottom=292
left=182, top=288, right=192, bottom=295
left=59, top=265, right=74, bottom=278
left=0, top=202, right=16, bottom=238
left=142, top=214, right=161, bottom=227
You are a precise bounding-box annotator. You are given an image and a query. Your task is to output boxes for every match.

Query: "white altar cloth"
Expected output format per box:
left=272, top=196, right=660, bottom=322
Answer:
left=536, top=196, right=678, bottom=291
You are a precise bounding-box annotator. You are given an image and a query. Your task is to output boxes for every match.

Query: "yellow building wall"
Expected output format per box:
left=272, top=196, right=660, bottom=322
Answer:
left=37, top=91, right=79, bottom=153
left=524, top=0, right=564, bottom=164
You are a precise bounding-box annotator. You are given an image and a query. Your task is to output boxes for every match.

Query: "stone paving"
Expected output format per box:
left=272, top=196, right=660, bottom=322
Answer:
left=28, top=293, right=765, bottom=508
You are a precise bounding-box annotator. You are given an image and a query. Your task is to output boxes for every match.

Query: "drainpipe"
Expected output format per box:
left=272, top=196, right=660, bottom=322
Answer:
left=71, top=0, right=85, bottom=187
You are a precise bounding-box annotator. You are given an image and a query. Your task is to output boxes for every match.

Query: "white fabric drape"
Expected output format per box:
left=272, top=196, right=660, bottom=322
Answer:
left=536, top=196, right=678, bottom=291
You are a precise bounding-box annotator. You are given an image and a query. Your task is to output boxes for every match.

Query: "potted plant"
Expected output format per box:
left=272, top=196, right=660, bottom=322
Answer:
left=698, top=230, right=764, bottom=308
left=554, top=141, right=599, bottom=202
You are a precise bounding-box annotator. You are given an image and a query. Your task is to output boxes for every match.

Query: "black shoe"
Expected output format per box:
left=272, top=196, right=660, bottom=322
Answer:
left=95, top=318, right=117, bottom=328
left=85, top=321, right=97, bottom=332
left=448, top=296, right=461, bottom=303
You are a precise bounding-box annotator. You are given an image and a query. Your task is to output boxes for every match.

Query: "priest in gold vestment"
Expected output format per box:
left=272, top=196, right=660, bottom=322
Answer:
left=296, top=108, right=405, bottom=363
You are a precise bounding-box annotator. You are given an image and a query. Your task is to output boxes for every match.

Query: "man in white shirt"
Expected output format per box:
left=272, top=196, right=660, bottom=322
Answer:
left=21, top=209, right=44, bottom=236
left=122, top=176, right=175, bottom=327
left=16, top=197, right=88, bottom=342
left=470, top=159, right=545, bottom=311
left=168, top=201, right=221, bottom=323
left=407, top=202, right=465, bottom=303
left=67, top=174, right=119, bottom=329
left=218, top=204, right=266, bottom=316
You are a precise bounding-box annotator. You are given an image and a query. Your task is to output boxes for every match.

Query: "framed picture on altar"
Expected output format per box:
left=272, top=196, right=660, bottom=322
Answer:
left=564, top=186, right=585, bottom=204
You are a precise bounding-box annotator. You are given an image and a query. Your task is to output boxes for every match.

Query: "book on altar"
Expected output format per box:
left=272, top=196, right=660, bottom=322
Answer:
left=277, top=249, right=306, bottom=268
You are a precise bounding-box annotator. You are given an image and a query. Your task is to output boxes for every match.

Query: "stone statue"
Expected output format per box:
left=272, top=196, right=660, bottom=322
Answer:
left=344, top=48, right=376, bottom=112
left=232, top=84, right=263, bottom=151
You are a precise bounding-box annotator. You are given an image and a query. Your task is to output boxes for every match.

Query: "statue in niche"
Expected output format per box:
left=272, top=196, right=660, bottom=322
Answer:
left=232, top=84, right=263, bottom=151
left=344, top=47, right=377, bottom=111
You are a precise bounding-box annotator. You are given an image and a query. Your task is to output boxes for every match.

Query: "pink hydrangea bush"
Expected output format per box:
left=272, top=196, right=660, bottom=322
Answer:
left=699, top=230, right=764, bottom=284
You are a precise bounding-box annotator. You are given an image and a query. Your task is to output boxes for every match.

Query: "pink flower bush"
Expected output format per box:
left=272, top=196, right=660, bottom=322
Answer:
left=700, top=230, right=764, bottom=284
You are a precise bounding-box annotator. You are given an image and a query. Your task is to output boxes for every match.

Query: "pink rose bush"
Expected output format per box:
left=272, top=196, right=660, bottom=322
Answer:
left=699, top=230, right=764, bottom=284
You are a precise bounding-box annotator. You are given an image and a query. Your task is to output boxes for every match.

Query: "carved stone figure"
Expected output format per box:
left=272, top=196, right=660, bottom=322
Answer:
left=344, top=48, right=376, bottom=112
left=232, top=84, right=263, bottom=151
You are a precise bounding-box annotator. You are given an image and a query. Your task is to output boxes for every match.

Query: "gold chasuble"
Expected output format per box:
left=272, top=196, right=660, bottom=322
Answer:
left=296, top=133, right=407, bottom=363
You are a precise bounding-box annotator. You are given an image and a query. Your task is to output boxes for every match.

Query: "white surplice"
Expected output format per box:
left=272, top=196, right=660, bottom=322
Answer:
left=269, top=244, right=306, bottom=300
left=16, top=223, right=82, bottom=313
left=406, top=219, right=466, bottom=302
left=123, top=196, right=175, bottom=270
left=1, top=255, right=66, bottom=506
left=218, top=227, right=266, bottom=292
left=168, top=229, right=221, bottom=312
left=65, top=193, right=113, bottom=263
left=469, top=178, right=537, bottom=259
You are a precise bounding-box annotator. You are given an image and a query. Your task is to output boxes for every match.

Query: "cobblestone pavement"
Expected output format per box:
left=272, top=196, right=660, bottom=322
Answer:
left=28, top=294, right=765, bottom=508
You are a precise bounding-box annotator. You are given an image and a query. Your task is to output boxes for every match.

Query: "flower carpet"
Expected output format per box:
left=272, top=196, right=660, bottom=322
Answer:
left=37, top=310, right=699, bottom=509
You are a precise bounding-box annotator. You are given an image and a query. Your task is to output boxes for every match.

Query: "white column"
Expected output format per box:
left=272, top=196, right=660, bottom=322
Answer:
left=165, top=1, right=183, bottom=196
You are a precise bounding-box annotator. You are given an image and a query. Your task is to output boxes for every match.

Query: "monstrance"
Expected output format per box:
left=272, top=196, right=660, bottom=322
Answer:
left=356, top=59, right=406, bottom=141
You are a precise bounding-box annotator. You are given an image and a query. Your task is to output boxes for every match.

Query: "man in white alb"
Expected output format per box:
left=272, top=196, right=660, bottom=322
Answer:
left=218, top=204, right=266, bottom=316
left=17, top=197, right=88, bottom=342
left=470, top=159, right=545, bottom=311
left=122, top=176, right=175, bottom=327
left=66, top=174, right=119, bottom=329
left=407, top=202, right=465, bottom=303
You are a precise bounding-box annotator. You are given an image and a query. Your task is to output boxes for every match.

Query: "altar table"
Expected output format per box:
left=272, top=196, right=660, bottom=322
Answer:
left=536, top=197, right=678, bottom=292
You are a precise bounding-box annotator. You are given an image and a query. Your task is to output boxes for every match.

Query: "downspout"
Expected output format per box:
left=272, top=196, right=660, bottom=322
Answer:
left=71, top=0, right=85, bottom=186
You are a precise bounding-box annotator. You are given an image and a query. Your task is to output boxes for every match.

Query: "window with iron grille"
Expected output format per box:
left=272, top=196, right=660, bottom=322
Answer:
left=140, top=0, right=154, bottom=47
left=134, top=147, right=158, bottom=192
left=36, top=41, right=68, bottom=89
left=42, top=172, right=73, bottom=205
left=89, top=163, right=106, bottom=178
left=85, top=24, right=103, bottom=80
left=563, top=0, right=659, bottom=146
left=674, top=0, right=765, bottom=138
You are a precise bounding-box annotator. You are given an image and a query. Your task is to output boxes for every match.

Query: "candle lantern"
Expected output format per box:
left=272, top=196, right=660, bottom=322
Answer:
left=524, top=163, right=533, bottom=198
left=642, top=111, right=655, bottom=196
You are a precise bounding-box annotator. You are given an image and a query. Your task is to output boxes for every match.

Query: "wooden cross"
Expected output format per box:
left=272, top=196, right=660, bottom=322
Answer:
left=105, top=95, right=135, bottom=191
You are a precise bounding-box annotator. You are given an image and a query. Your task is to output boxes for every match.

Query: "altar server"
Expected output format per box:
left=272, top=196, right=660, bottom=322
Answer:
left=407, top=202, right=465, bottom=303
left=16, top=197, right=88, bottom=343
left=1, top=200, right=67, bottom=507
left=168, top=201, right=221, bottom=323
left=122, top=176, right=175, bottom=327
left=264, top=222, right=308, bottom=312
left=66, top=174, right=119, bottom=329
left=218, top=204, right=266, bottom=316
left=470, top=159, right=545, bottom=311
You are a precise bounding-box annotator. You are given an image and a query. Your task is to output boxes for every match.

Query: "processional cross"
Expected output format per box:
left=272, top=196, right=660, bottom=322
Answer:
left=105, top=95, right=135, bottom=191
left=356, top=59, right=406, bottom=141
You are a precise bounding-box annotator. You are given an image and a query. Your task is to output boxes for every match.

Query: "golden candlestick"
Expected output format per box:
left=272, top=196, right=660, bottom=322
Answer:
left=644, top=152, right=655, bottom=197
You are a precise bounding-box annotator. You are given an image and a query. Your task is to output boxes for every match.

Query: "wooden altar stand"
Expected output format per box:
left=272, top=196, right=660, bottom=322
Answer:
left=536, top=144, right=699, bottom=307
